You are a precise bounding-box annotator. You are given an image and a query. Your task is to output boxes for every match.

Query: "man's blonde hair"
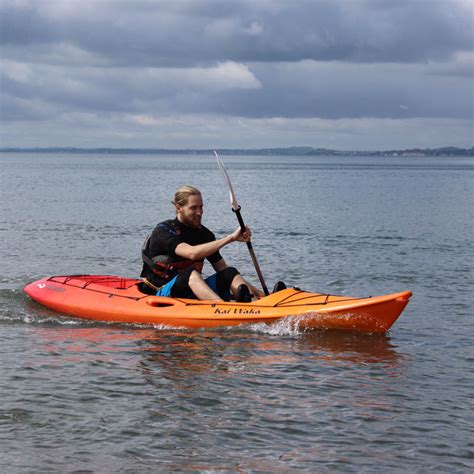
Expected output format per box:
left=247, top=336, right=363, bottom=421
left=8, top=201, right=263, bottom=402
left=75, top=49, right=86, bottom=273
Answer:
left=172, top=185, right=201, bottom=209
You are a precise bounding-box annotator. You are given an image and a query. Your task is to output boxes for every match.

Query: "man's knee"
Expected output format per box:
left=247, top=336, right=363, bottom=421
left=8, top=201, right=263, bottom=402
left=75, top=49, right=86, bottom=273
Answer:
left=171, top=267, right=198, bottom=298
left=189, top=269, right=203, bottom=281
left=216, top=267, right=240, bottom=288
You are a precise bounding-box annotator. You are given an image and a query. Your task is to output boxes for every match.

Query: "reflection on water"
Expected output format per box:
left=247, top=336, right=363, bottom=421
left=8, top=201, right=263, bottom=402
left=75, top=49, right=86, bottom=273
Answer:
left=23, top=323, right=405, bottom=399
left=24, top=320, right=403, bottom=371
left=299, top=331, right=402, bottom=364
left=20, top=323, right=408, bottom=466
left=28, top=319, right=400, bottom=354
left=139, top=328, right=402, bottom=379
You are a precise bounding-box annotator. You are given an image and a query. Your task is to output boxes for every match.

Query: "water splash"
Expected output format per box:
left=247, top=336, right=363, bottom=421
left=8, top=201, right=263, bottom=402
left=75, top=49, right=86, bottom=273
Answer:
left=247, top=315, right=311, bottom=337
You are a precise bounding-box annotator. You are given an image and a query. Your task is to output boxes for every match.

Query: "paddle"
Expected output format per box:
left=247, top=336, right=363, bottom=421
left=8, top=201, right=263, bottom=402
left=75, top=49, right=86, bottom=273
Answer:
left=214, top=151, right=270, bottom=296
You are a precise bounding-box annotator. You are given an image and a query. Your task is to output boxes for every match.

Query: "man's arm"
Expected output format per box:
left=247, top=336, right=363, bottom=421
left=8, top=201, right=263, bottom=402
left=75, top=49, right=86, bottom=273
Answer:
left=174, top=227, right=251, bottom=261
left=211, top=258, right=228, bottom=272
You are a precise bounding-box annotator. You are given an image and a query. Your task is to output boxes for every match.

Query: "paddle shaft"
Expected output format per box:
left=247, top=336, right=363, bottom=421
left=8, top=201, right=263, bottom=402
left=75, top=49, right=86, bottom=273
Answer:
left=214, top=151, right=269, bottom=296
left=233, top=206, right=269, bottom=296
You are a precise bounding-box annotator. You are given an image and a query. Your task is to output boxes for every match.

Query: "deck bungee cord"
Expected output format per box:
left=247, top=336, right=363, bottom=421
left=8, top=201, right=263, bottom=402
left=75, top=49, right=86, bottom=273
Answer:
left=46, top=275, right=374, bottom=308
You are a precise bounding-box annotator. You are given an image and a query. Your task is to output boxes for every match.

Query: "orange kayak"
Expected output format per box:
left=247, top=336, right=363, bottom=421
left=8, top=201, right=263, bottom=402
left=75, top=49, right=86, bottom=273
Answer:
left=24, top=275, right=412, bottom=333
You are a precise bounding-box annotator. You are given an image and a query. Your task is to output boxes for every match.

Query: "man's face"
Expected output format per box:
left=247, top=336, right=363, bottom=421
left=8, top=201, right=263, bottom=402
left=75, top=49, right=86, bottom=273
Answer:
left=176, top=194, right=203, bottom=229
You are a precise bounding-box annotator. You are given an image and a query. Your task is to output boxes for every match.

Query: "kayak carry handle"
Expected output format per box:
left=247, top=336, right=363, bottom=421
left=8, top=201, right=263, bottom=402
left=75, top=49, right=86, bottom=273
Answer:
left=395, top=291, right=413, bottom=303
left=146, top=297, right=178, bottom=308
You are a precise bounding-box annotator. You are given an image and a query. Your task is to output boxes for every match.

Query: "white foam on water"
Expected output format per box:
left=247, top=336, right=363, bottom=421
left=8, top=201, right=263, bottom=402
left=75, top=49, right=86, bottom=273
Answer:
left=23, top=314, right=90, bottom=326
left=150, top=323, right=188, bottom=331
left=246, top=315, right=311, bottom=337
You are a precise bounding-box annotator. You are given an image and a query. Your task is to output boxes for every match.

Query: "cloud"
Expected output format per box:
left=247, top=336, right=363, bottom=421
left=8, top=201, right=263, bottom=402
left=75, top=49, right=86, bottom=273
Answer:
left=1, top=59, right=260, bottom=118
left=1, top=0, right=471, bottom=65
left=2, top=56, right=470, bottom=121
left=0, top=0, right=472, bottom=148
left=228, top=59, right=474, bottom=119
left=2, top=112, right=472, bottom=150
left=176, top=61, right=261, bottom=90
left=426, top=51, right=474, bottom=78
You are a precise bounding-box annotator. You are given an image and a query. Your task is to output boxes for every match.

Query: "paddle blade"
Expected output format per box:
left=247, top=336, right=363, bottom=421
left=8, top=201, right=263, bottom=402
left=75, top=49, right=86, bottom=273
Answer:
left=214, top=151, right=240, bottom=210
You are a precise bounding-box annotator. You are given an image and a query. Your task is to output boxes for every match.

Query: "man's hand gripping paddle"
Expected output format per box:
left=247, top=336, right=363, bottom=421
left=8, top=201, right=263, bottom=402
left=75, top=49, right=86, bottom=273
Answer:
left=214, top=151, right=270, bottom=296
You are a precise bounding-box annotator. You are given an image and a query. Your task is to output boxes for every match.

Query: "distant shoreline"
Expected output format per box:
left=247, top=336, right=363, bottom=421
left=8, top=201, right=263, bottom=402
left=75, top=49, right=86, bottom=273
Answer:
left=0, top=146, right=473, bottom=157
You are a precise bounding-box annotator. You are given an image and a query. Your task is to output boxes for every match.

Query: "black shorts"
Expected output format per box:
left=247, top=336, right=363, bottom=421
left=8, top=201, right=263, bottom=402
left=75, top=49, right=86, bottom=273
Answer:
left=171, top=266, right=239, bottom=300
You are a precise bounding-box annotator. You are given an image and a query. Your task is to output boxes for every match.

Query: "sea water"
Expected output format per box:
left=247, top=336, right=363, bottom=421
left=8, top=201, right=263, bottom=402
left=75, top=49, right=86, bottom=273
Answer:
left=1, top=153, right=472, bottom=472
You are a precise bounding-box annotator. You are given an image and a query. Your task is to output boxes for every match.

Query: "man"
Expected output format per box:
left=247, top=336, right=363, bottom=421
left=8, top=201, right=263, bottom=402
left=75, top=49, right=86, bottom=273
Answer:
left=141, top=185, right=263, bottom=302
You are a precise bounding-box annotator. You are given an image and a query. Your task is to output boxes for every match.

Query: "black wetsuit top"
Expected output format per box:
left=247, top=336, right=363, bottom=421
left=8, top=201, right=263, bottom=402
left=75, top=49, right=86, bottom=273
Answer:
left=141, top=218, right=222, bottom=288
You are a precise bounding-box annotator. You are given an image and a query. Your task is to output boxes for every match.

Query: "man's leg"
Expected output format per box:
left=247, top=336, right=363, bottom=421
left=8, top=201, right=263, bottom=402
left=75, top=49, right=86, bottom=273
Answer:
left=211, top=267, right=264, bottom=300
left=171, top=268, right=222, bottom=301
left=176, top=267, right=263, bottom=301
left=230, top=274, right=264, bottom=299
left=188, top=270, right=223, bottom=301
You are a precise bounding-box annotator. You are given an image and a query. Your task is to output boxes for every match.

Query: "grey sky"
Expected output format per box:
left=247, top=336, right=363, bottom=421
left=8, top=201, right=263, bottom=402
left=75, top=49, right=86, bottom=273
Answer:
left=1, top=0, right=473, bottom=149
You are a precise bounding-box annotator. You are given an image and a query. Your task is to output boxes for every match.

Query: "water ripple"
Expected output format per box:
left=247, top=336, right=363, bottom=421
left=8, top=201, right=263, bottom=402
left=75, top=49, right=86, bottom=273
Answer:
left=1, top=153, right=473, bottom=472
